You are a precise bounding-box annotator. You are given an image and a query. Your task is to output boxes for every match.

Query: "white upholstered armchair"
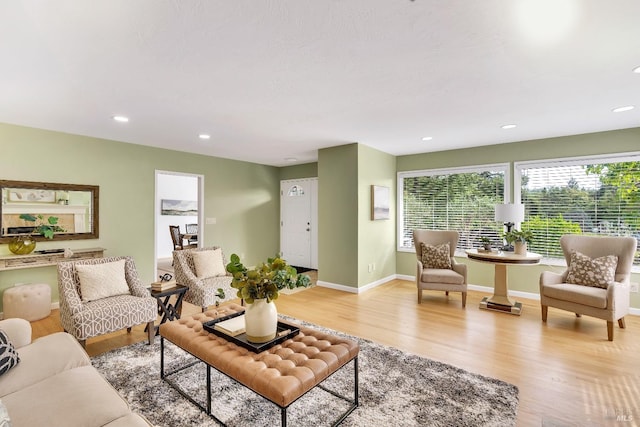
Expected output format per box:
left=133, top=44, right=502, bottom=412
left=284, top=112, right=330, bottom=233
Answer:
left=413, top=229, right=467, bottom=307
left=172, top=246, right=236, bottom=311
left=57, top=256, right=157, bottom=347
left=539, top=234, right=637, bottom=341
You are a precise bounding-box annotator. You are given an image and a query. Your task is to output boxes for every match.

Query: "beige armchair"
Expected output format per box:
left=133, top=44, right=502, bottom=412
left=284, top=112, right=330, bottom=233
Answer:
left=172, top=246, right=236, bottom=312
left=57, top=256, right=157, bottom=348
left=413, top=229, right=467, bottom=307
left=540, top=234, right=637, bottom=341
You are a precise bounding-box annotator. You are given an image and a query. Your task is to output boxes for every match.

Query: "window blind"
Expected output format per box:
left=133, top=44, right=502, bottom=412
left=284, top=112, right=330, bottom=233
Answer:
left=517, top=155, right=640, bottom=265
left=399, top=166, right=507, bottom=250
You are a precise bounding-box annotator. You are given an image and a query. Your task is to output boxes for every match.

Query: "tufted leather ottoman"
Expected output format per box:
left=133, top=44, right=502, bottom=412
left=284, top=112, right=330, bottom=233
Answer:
left=159, top=303, right=359, bottom=426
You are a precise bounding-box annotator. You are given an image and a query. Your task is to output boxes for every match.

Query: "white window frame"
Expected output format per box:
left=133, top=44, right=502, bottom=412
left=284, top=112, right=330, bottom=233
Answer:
left=397, top=163, right=510, bottom=253
left=514, top=151, right=640, bottom=268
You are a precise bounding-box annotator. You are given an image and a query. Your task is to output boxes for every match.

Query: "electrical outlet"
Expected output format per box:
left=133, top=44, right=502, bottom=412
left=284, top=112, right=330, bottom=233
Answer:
left=205, top=217, right=216, bottom=225
left=372, top=263, right=376, bottom=271
left=630, top=283, right=639, bottom=293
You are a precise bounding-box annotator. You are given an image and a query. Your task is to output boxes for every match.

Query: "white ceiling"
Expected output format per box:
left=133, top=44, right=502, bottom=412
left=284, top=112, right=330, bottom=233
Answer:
left=1, top=1, right=639, bottom=167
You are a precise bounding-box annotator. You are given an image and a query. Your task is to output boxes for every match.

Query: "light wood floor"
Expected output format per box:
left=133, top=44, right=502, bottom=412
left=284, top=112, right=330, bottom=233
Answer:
left=31, top=279, right=639, bottom=427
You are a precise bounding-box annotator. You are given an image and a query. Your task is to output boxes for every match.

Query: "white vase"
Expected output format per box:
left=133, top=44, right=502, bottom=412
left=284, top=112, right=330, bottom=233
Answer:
left=244, top=298, right=278, bottom=343
left=514, top=241, right=527, bottom=255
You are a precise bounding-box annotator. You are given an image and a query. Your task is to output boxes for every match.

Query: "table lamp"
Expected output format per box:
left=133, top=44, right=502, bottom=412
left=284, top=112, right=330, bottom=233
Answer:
left=495, top=203, right=524, bottom=250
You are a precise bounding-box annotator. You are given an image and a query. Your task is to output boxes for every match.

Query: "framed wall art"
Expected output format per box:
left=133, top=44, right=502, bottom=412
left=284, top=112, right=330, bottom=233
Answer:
left=371, top=185, right=390, bottom=220
left=7, top=188, right=56, bottom=203
left=161, top=199, right=197, bottom=216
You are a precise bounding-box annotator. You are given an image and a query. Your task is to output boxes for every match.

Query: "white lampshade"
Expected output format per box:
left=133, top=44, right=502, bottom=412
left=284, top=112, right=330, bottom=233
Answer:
left=495, top=203, right=524, bottom=223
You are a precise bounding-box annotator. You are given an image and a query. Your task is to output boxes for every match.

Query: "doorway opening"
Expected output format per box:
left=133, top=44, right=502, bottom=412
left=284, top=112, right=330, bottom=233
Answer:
left=154, top=170, right=204, bottom=278
left=280, top=178, right=318, bottom=276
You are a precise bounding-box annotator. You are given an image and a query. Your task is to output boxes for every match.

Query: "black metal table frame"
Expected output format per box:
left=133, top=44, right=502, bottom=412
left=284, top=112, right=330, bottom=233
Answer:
left=148, top=285, right=188, bottom=335
left=160, top=336, right=359, bottom=427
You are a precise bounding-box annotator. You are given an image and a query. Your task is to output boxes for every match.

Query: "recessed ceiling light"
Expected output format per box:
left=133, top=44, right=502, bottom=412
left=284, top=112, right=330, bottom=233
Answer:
left=198, top=134, right=211, bottom=140
left=421, top=136, right=433, bottom=141
left=285, top=157, right=297, bottom=162
left=501, top=124, right=517, bottom=129
left=633, top=66, right=640, bottom=73
left=112, top=115, right=129, bottom=123
left=612, top=105, right=635, bottom=113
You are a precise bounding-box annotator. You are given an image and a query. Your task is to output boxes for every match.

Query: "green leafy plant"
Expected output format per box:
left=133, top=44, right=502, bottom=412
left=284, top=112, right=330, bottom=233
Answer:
left=479, top=236, right=492, bottom=250
left=19, top=214, right=65, bottom=239
left=504, top=229, right=533, bottom=245
left=226, top=254, right=311, bottom=304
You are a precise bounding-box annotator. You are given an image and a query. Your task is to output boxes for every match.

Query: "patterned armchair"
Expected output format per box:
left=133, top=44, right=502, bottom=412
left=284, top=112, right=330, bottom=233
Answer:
left=413, top=229, right=467, bottom=307
left=57, top=256, right=157, bottom=348
left=172, top=247, right=236, bottom=312
left=540, top=234, right=637, bottom=341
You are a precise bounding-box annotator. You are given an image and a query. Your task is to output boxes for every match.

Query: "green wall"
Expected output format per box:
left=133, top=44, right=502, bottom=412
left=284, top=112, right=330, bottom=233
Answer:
left=0, top=123, right=281, bottom=311
left=2, top=122, right=638, bottom=311
left=318, top=144, right=359, bottom=286
left=396, top=127, right=640, bottom=308
left=279, top=162, right=318, bottom=180
left=357, top=144, right=396, bottom=286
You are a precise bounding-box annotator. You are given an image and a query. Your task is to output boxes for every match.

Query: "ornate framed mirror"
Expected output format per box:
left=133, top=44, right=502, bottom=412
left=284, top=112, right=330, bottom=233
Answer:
left=0, top=180, right=99, bottom=243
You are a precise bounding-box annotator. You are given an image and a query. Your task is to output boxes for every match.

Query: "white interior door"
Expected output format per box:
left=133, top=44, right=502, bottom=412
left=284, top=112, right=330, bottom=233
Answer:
left=280, top=178, right=317, bottom=269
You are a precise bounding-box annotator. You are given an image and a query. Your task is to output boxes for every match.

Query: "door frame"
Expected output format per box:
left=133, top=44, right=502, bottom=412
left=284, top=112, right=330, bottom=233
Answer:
left=154, top=170, right=204, bottom=274
left=280, top=178, right=318, bottom=269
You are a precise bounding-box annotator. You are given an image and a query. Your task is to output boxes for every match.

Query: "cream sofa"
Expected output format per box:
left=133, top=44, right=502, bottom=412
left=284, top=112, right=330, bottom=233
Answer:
left=0, top=318, right=153, bottom=427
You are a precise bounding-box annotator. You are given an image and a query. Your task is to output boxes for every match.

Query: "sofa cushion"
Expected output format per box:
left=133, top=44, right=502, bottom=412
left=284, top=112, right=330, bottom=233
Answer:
left=193, top=248, right=227, bottom=278
left=543, top=283, right=608, bottom=309
left=0, top=332, right=90, bottom=397
left=566, top=250, right=618, bottom=289
left=421, top=242, right=452, bottom=269
left=2, top=365, right=132, bottom=427
left=0, top=330, right=19, bottom=377
left=77, top=259, right=131, bottom=302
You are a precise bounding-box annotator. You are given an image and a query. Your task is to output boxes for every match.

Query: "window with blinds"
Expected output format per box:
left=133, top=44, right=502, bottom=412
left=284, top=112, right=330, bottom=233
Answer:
left=515, top=154, right=640, bottom=265
left=398, top=164, right=508, bottom=251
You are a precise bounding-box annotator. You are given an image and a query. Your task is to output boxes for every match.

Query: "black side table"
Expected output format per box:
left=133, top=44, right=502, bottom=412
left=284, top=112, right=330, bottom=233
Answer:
left=149, top=284, right=188, bottom=335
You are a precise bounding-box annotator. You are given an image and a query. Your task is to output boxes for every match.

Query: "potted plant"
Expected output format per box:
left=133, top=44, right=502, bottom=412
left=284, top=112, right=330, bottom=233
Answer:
left=8, top=214, right=65, bottom=255
left=504, top=229, right=533, bottom=255
left=479, top=236, right=492, bottom=251
left=226, top=254, right=311, bottom=343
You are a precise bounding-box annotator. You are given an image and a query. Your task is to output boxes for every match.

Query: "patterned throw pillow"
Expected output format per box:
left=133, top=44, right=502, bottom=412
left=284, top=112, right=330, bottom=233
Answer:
left=421, top=242, right=452, bottom=269
left=0, top=329, right=20, bottom=377
left=565, top=250, right=618, bottom=289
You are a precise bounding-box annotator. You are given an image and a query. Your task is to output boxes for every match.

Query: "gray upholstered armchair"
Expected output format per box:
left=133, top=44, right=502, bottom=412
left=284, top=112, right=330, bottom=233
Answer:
left=57, top=256, right=157, bottom=347
left=540, top=234, right=637, bottom=341
left=172, top=246, right=236, bottom=312
left=413, top=229, right=467, bottom=307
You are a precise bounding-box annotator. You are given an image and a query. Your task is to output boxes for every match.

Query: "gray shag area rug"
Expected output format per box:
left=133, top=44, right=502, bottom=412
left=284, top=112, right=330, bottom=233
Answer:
left=92, top=319, right=518, bottom=427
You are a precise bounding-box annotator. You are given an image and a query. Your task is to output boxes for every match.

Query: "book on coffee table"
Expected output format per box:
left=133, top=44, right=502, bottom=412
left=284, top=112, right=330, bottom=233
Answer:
left=214, top=314, right=246, bottom=337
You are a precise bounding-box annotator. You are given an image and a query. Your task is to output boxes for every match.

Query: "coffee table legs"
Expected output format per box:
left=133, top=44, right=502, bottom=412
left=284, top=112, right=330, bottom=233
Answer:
left=161, top=337, right=359, bottom=426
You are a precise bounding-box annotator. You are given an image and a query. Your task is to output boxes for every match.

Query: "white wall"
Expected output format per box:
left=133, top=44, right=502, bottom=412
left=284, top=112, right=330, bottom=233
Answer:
left=156, top=173, right=198, bottom=259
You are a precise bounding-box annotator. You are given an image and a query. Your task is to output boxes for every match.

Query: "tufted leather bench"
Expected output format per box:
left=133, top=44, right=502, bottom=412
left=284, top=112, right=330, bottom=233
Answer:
left=159, top=303, right=359, bottom=426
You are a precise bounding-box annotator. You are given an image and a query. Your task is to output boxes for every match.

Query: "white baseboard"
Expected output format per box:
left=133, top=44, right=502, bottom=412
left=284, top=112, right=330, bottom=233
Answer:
left=317, top=274, right=396, bottom=294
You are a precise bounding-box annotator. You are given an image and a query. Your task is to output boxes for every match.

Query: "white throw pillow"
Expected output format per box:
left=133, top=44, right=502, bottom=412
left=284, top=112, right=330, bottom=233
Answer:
left=76, top=259, right=131, bottom=302
left=192, top=249, right=227, bottom=278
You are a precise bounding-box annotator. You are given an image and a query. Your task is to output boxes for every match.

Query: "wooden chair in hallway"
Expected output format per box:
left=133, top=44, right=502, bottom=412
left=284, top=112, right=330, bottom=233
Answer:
left=170, top=225, right=197, bottom=251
